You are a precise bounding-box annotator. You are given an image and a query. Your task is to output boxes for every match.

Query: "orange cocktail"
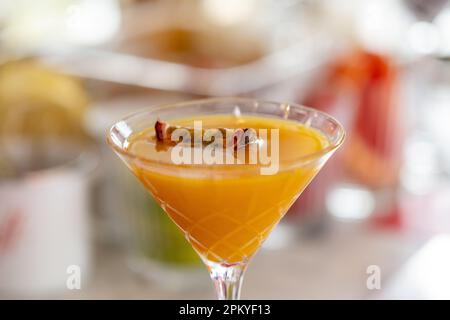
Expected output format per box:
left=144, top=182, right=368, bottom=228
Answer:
left=127, top=115, right=328, bottom=264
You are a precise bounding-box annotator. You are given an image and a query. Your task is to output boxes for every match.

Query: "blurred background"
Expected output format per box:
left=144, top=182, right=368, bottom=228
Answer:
left=1, top=0, right=450, bottom=299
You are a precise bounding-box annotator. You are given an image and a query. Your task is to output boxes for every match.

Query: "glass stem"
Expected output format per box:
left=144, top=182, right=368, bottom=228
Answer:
left=208, top=263, right=246, bottom=300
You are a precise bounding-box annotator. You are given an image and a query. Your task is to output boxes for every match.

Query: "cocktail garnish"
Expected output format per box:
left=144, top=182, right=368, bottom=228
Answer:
left=154, top=120, right=257, bottom=150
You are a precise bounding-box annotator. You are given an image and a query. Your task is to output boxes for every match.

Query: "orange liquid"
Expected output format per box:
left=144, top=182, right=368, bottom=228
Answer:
left=127, top=115, right=329, bottom=264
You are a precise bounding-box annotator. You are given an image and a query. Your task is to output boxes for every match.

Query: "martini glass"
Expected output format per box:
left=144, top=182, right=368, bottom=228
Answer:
left=107, top=97, right=345, bottom=299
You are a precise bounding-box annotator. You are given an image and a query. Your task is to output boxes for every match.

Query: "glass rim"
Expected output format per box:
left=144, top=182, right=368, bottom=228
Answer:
left=106, top=97, right=346, bottom=171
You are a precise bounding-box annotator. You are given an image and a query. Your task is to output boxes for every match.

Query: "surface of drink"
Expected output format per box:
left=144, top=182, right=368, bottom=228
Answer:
left=125, top=114, right=329, bottom=264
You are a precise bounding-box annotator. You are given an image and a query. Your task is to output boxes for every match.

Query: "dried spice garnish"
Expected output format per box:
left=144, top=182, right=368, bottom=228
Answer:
left=154, top=119, right=257, bottom=150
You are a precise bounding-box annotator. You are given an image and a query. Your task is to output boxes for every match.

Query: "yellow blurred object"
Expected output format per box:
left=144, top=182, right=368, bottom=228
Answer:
left=125, top=27, right=265, bottom=68
left=0, top=60, right=89, bottom=138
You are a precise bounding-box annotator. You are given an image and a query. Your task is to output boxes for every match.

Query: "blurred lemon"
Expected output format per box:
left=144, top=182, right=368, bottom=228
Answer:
left=0, top=59, right=89, bottom=139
